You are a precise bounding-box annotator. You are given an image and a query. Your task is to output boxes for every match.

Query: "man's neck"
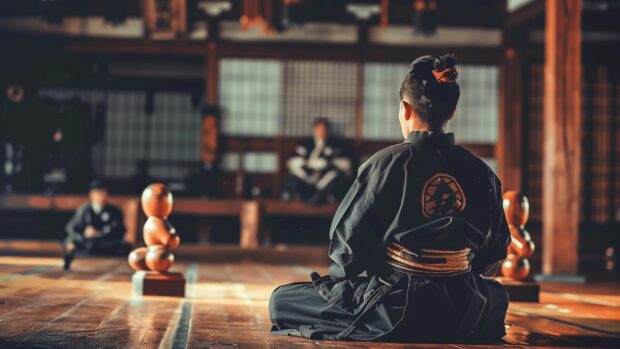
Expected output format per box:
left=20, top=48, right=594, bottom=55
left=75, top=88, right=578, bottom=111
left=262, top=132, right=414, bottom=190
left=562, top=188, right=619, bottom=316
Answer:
left=91, top=203, right=103, bottom=214
left=314, top=137, right=326, bottom=148
left=410, top=121, right=446, bottom=134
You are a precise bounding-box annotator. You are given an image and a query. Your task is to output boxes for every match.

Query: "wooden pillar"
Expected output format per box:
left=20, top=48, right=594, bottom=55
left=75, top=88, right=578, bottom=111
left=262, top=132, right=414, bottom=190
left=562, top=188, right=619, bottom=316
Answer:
left=380, top=0, right=389, bottom=28
left=541, top=0, right=582, bottom=276
left=497, top=45, right=523, bottom=192
left=120, top=198, right=140, bottom=245
left=273, top=136, right=284, bottom=197
left=240, top=201, right=262, bottom=249
left=205, top=14, right=221, bottom=105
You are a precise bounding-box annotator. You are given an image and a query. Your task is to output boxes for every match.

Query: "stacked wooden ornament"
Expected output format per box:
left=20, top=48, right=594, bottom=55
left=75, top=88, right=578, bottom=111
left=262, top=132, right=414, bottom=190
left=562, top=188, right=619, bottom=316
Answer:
left=501, top=190, right=535, bottom=280
left=128, top=183, right=181, bottom=273
left=498, top=190, right=539, bottom=302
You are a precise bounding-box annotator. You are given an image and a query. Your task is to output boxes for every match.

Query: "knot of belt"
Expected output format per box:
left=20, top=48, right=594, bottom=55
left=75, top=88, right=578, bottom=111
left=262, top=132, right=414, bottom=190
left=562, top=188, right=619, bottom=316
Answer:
left=385, top=242, right=472, bottom=276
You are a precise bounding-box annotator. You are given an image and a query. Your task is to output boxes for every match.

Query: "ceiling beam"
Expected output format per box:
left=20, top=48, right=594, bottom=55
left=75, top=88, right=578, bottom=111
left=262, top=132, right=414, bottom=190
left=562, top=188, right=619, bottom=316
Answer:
left=54, top=37, right=501, bottom=64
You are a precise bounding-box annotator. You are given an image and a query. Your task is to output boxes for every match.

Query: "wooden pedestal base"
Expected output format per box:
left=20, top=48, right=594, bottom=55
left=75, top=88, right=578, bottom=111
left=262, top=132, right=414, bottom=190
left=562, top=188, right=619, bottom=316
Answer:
left=132, top=271, right=185, bottom=297
left=497, top=277, right=540, bottom=302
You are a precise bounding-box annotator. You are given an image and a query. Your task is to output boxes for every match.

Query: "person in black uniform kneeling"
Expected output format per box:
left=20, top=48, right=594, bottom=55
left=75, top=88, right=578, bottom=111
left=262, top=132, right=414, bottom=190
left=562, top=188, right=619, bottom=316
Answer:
left=282, top=117, right=352, bottom=205
left=269, top=54, right=511, bottom=342
left=63, top=180, right=131, bottom=270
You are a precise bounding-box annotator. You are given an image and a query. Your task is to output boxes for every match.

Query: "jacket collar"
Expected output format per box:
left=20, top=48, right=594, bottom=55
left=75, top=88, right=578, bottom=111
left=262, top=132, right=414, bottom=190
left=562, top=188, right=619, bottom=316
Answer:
left=404, top=131, right=455, bottom=146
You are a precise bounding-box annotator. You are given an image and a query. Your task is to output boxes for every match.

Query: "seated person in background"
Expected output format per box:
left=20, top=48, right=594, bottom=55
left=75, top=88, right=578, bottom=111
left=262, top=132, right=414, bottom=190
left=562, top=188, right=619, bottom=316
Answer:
left=269, top=54, right=510, bottom=342
left=63, top=179, right=131, bottom=270
left=283, top=117, right=352, bottom=205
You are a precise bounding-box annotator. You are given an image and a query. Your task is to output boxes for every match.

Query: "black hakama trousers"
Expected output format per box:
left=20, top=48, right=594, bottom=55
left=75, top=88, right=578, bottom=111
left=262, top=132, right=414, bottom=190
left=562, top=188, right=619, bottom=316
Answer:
left=269, top=271, right=508, bottom=342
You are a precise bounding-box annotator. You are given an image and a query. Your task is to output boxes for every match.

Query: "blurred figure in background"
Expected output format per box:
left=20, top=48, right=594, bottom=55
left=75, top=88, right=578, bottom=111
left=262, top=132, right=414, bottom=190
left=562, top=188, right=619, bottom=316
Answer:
left=63, top=179, right=130, bottom=270
left=283, top=117, right=352, bottom=205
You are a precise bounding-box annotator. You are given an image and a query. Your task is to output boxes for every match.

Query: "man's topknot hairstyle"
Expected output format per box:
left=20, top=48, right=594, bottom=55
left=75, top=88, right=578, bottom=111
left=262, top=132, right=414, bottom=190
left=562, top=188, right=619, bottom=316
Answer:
left=399, top=54, right=460, bottom=128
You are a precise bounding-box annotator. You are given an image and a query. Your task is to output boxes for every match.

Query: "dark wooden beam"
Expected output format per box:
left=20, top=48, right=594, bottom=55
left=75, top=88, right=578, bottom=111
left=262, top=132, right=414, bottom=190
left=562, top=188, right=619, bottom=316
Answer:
left=542, top=0, right=582, bottom=276
left=60, top=37, right=501, bottom=65
left=64, top=38, right=207, bottom=55
left=220, top=136, right=495, bottom=159
left=206, top=43, right=219, bottom=105
left=497, top=45, right=524, bottom=192
left=0, top=194, right=141, bottom=245
left=498, top=1, right=529, bottom=193
left=608, top=71, right=618, bottom=224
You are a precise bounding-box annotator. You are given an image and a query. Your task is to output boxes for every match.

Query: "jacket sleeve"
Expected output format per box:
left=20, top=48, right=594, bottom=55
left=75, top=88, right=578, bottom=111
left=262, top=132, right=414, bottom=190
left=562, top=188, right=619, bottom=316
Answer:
left=471, top=175, right=511, bottom=275
left=65, top=205, right=88, bottom=243
left=327, top=161, right=385, bottom=281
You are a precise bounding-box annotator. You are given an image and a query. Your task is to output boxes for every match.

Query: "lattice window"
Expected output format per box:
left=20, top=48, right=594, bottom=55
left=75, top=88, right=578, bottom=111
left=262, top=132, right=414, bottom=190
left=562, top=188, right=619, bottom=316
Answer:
left=281, top=61, right=358, bottom=138
left=614, top=74, right=620, bottom=224
left=362, top=63, right=499, bottom=144
left=104, top=91, right=148, bottom=178
left=450, top=66, right=499, bottom=144
left=39, top=89, right=201, bottom=179
left=148, top=92, right=201, bottom=179
left=581, top=66, right=620, bottom=225
left=219, top=59, right=281, bottom=136
left=363, top=63, right=407, bottom=140
left=526, top=65, right=620, bottom=225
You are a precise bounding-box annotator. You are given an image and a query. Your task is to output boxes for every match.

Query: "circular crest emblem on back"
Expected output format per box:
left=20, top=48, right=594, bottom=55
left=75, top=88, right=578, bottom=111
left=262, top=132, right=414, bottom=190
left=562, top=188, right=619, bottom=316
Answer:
left=421, top=173, right=466, bottom=218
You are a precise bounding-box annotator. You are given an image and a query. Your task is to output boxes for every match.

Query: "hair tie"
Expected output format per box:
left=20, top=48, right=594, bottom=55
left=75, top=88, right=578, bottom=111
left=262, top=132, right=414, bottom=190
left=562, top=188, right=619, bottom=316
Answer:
left=432, top=67, right=458, bottom=84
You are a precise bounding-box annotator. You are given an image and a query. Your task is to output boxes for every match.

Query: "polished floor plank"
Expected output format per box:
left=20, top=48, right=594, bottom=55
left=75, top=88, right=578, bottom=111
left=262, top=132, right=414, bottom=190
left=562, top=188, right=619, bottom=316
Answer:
left=88, top=262, right=189, bottom=349
left=0, top=259, right=126, bottom=346
left=510, top=292, right=620, bottom=335
left=0, top=256, right=619, bottom=348
left=505, top=311, right=620, bottom=348
left=187, top=263, right=275, bottom=349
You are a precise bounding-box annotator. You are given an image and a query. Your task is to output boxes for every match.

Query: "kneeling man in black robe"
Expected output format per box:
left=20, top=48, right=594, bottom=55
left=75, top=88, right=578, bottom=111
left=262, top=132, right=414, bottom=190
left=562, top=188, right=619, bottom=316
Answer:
left=63, top=180, right=131, bottom=270
left=269, top=54, right=511, bottom=342
left=282, top=117, right=352, bottom=205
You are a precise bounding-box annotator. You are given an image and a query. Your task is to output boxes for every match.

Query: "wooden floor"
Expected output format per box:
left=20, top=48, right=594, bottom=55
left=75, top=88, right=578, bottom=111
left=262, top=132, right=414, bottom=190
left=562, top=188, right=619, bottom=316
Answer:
left=0, top=256, right=619, bottom=348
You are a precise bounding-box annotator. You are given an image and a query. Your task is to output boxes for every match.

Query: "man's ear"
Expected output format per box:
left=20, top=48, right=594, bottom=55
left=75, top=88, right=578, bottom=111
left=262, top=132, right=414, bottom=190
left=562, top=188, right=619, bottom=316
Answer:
left=401, top=101, right=414, bottom=120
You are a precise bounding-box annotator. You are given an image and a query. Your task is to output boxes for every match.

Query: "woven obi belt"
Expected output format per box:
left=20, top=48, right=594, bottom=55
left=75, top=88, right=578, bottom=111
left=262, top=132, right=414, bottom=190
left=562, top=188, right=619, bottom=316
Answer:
left=385, top=242, right=473, bottom=276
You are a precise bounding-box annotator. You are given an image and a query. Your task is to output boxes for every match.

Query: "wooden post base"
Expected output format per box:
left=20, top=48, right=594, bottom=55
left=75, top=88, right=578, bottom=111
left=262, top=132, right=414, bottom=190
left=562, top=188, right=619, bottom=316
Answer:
left=497, top=277, right=540, bottom=303
left=132, top=271, right=185, bottom=297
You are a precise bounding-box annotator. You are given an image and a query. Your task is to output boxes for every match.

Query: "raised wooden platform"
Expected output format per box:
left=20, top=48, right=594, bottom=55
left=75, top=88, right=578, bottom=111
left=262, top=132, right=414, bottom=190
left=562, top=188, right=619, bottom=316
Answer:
left=0, top=255, right=619, bottom=348
left=132, top=271, right=185, bottom=297
left=0, top=194, right=141, bottom=244
left=0, top=239, right=332, bottom=264
left=0, top=195, right=337, bottom=248
left=497, top=277, right=541, bottom=302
